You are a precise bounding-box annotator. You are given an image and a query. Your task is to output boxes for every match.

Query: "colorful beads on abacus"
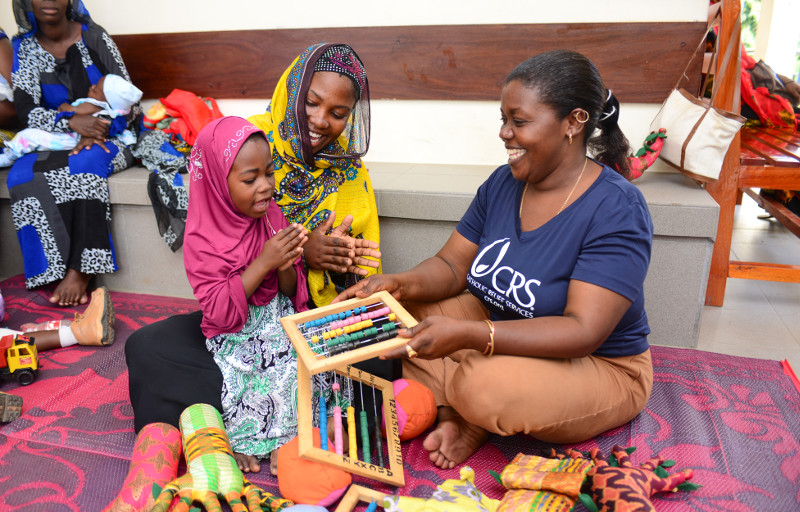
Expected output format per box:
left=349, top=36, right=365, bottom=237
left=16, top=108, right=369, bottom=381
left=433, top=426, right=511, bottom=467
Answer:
left=319, top=390, right=328, bottom=451
left=299, top=303, right=385, bottom=332
left=328, top=325, right=399, bottom=355
left=333, top=382, right=344, bottom=456
left=309, top=313, right=397, bottom=345
left=327, top=321, right=396, bottom=347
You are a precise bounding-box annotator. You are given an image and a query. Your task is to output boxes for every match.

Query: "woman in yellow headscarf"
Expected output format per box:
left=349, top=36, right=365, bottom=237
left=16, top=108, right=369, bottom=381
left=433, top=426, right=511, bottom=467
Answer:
left=249, top=43, right=380, bottom=307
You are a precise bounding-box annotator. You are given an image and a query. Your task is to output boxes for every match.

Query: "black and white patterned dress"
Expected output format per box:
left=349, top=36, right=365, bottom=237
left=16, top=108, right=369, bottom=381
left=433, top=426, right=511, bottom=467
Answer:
left=7, top=13, right=138, bottom=288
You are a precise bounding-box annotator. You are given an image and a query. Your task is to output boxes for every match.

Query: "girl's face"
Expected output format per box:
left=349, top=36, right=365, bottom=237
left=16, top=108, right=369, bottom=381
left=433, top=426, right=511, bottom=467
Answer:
left=305, top=71, right=357, bottom=153
left=32, top=0, right=70, bottom=24
left=499, top=79, right=571, bottom=183
left=227, top=135, right=275, bottom=219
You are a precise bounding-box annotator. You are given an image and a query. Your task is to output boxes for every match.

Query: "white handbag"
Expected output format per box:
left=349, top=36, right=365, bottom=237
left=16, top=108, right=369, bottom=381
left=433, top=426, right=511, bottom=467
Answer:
left=650, top=11, right=745, bottom=180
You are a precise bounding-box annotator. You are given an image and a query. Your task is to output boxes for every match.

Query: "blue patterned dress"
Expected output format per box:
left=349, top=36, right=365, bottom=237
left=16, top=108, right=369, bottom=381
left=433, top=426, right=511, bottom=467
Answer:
left=7, top=5, right=138, bottom=288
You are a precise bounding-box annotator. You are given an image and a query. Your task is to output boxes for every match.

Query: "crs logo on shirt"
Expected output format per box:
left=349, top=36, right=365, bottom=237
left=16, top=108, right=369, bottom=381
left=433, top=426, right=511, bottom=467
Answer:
left=470, top=238, right=541, bottom=309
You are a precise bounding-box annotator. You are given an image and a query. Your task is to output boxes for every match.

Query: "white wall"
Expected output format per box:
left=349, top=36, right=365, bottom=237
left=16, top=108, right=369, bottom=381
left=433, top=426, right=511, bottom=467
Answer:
left=0, top=0, right=707, bottom=166
left=0, top=1, right=707, bottom=35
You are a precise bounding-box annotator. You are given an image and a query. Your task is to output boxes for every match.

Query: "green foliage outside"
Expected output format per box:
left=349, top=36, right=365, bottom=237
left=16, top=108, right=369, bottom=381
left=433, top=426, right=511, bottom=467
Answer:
left=742, top=0, right=800, bottom=80
left=741, top=0, right=760, bottom=53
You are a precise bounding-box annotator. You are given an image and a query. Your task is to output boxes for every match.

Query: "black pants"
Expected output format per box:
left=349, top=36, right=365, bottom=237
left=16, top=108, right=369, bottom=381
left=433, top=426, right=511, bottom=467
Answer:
left=126, top=311, right=401, bottom=434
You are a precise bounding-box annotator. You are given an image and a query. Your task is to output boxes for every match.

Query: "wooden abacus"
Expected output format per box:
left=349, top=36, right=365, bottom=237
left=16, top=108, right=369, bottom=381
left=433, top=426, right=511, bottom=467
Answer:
left=282, top=291, right=417, bottom=487
left=297, top=364, right=405, bottom=486
left=281, top=290, right=418, bottom=374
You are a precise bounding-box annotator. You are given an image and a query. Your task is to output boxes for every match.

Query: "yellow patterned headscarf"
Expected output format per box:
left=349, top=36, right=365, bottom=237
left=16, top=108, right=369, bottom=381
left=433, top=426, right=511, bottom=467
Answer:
left=249, top=43, right=380, bottom=307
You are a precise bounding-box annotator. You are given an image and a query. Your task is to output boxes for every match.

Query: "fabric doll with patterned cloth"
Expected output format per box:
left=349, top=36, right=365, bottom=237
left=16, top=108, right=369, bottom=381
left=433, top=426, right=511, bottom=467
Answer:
left=383, top=467, right=499, bottom=512
left=626, top=129, right=667, bottom=180
left=554, top=445, right=697, bottom=512
left=102, top=422, right=183, bottom=512
left=496, top=453, right=594, bottom=512
left=151, top=403, right=293, bottom=512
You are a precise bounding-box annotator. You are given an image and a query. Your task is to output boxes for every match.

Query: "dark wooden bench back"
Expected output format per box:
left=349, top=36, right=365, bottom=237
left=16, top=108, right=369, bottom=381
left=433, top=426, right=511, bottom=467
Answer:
left=114, top=22, right=706, bottom=102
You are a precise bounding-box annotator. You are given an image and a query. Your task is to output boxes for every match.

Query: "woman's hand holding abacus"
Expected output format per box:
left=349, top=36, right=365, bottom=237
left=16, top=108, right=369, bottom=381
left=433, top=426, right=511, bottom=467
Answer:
left=380, top=316, right=485, bottom=360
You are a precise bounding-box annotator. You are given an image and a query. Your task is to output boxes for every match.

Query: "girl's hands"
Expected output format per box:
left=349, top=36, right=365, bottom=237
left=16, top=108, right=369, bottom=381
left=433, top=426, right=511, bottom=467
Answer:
left=304, top=212, right=380, bottom=274
left=262, top=223, right=308, bottom=271
left=68, top=113, right=110, bottom=139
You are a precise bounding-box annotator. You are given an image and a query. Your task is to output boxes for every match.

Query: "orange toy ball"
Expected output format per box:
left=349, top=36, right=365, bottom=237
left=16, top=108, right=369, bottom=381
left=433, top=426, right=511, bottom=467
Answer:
left=277, top=429, right=352, bottom=506
left=382, top=378, right=437, bottom=441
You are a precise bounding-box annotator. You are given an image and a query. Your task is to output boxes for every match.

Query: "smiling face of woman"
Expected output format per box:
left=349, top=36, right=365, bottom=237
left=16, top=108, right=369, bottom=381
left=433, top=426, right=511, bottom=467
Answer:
left=304, top=71, right=358, bottom=153
left=499, top=79, right=571, bottom=184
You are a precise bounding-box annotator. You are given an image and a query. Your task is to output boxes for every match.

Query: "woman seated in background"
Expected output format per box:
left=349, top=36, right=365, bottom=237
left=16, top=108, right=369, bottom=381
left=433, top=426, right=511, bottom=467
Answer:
left=6, top=0, right=140, bottom=306
left=336, top=49, right=654, bottom=469
left=126, top=43, right=389, bottom=475
left=0, top=27, right=18, bottom=134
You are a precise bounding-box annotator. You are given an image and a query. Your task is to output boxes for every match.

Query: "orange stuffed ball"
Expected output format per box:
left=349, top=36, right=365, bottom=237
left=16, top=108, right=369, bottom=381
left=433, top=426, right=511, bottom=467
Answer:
left=277, top=428, right=351, bottom=506
left=382, top=378, right=437, bottom=441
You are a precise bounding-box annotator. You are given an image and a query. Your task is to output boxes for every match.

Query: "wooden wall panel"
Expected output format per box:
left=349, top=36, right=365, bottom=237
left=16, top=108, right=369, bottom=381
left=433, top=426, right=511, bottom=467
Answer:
left=114, top=22, right=705, bottom=103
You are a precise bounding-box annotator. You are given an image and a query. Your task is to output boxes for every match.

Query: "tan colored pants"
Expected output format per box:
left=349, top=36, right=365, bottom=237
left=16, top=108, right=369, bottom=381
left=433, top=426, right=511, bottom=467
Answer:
left=402, top=293, right=653, bottom=444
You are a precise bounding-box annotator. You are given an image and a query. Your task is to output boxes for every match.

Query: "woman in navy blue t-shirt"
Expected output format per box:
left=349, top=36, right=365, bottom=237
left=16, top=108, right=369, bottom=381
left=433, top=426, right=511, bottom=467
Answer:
left=336, top=50, right=654, bottom=469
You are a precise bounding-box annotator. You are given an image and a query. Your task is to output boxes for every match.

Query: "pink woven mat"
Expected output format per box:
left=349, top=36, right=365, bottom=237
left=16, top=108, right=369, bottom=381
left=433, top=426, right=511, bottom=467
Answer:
left=1, top=274, right=799, bottom=511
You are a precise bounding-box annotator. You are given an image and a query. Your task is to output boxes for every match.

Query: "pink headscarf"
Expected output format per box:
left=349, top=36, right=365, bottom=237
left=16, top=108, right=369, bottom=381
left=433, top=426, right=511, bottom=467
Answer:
left=183, top=116, right=309, bottom=338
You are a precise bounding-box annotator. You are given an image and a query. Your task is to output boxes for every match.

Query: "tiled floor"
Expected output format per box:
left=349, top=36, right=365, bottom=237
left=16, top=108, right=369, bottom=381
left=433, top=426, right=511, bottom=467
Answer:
left=686, top=194, right=800, bottom=372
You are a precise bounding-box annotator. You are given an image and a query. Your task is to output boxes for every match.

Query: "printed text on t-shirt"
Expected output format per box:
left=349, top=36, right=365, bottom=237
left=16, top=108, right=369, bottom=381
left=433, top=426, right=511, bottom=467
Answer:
left=468, top=238, right=539, bottom=318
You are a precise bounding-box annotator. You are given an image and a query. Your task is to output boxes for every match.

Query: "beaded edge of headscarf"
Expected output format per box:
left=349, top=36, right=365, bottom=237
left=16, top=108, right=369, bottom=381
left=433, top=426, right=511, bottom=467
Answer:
left=188, top=118, right=262, bottom=183
left=313, top=45, right=367, bottom=100
left=13, top=0, right=92, bottom=36
left=292, top=43, right=371, bottom=167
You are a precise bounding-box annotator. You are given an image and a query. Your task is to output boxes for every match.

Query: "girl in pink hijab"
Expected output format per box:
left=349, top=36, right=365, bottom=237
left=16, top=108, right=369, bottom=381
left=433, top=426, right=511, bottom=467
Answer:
left=183, top=116, right=310, bottom=474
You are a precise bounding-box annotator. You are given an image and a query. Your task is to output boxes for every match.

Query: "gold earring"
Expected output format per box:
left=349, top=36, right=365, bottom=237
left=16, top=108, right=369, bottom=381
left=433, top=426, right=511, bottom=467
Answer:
left=569, top=133, right=573, bottom=145
left=576, top=110, right=590, bottom=123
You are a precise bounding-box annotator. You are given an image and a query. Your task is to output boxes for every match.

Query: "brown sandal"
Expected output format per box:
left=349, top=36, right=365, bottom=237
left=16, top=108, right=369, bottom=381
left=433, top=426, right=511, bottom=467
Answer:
left=70, top=287, right=115, bottom=346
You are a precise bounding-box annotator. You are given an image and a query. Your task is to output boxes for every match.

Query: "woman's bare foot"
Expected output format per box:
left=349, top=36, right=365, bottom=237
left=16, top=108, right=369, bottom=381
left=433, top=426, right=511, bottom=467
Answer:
left=422, top=406, right=488, bottom=469
left=50, top=269, right=90, bottom=306
left=234, top=452, right=261, bottom=474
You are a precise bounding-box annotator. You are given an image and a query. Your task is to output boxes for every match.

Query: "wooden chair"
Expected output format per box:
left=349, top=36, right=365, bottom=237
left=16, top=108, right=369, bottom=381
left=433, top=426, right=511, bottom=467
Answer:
left=684, top=0, right=800, bottom=306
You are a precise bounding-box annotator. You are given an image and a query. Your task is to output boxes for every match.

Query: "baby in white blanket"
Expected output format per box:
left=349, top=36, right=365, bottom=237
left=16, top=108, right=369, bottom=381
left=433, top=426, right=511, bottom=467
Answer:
left=0, top=74, right=142, bottom=166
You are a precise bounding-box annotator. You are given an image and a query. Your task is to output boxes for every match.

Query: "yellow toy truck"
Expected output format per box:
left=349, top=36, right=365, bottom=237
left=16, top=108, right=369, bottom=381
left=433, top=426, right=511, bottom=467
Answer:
left=0, top=333, right=39, bottom=386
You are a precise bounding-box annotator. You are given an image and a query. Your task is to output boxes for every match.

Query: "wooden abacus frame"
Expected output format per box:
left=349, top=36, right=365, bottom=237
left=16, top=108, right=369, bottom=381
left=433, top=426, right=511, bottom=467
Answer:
left=281, top=290, right=418, bottom=374
left=334, top=485, right=388, bottom=512
left=296, top=361, right=405, bottom=487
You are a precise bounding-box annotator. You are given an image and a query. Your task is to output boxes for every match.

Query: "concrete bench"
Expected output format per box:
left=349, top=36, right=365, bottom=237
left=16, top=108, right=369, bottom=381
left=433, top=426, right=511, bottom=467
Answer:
left=1, top=158, right=717, bottom=348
